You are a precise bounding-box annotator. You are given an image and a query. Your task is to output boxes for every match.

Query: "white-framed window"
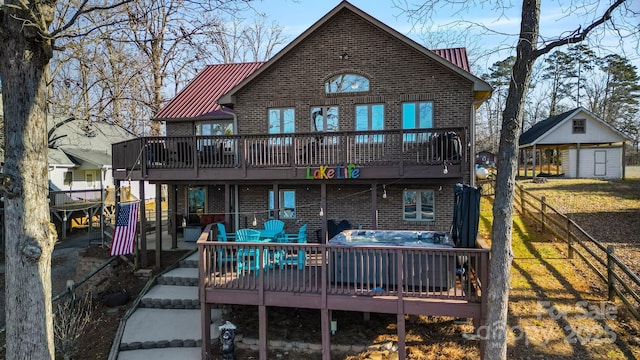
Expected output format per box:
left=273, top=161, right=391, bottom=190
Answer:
left=402, top=102, right=433, bottom=142
left=311, top=106, right=339, bottom=145
left=195, top=121, right=235, bottom=155
left=268, top=189, right=296, bottom=219
left=325, top=73, right=369, bottom=94
left=64, top=171, right=73, bottom=186
left=403, top=189, right=435, bottom=221
left=196, top=121, right=233, bottom=136
left=355, top=104, right=384, bottom=143
left=311, top=106, right=339, bottom=132
left=188, top=186, right=206, bottom=216
left=85, top=172, right=95, bottom=189
left=268, top=108, right=295, bottom=145
left=572, top=119, right=586, bottom=134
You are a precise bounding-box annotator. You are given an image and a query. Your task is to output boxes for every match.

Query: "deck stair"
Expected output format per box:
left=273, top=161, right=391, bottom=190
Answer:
left=115, top=252, right=221, bottom=360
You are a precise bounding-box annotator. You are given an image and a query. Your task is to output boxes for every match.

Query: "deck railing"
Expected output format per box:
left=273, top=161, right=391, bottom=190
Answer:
left=113, top=127, right=465, bottom=173
left=197, top=225, right=489, bottom=360
left=198, top=233, right=489, bottom=304
left=49, top=189, right=104, bottom=207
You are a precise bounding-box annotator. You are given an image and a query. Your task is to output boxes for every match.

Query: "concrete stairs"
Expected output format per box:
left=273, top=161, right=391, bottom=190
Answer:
left=116, top=252, right=221, bottom=360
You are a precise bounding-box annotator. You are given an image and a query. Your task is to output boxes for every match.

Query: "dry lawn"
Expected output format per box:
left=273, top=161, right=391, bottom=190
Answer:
left=497, top=176, right=640, bottom=359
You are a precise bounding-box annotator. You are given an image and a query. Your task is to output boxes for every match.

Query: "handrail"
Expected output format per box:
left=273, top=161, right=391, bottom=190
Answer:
left=113, top=127, right=466, bottom=175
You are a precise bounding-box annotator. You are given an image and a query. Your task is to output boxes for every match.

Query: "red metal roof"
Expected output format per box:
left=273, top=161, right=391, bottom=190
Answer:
left=432, top=48, right=470, bottom=72
left=154, top=62, right=264, bottom=120
left=156, top=49, right=473, bottom=121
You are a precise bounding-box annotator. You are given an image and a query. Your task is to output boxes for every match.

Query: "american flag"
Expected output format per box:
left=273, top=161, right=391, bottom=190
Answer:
left=110, top=201, right=140, bottom=256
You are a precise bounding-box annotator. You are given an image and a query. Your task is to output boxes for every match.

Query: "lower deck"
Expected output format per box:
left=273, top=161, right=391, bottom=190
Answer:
left=197, top=225, right=489, bottom=360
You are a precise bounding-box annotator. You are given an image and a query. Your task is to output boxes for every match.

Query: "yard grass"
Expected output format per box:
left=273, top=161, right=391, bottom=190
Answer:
left=478, top=177, right=640, bottom=359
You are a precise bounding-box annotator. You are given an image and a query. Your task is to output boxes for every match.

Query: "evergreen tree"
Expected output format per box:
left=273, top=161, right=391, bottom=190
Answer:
left=541, top=50, right=575, bottom=115
left=566, top=44, right=597, bottom=107
left=599, top=54, right=640, bottom=128
left=480, top=56, right=515, bottom=153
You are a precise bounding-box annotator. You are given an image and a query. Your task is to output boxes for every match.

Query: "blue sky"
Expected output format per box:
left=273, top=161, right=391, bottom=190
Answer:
left=247, top=0, right=640, bottom=74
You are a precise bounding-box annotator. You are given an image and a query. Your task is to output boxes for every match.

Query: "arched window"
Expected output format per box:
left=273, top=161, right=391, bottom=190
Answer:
left=325, top=73, right=369, bottom=94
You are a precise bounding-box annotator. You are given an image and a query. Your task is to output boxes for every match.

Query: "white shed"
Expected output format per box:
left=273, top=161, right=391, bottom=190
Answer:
left=519, top=107, right=630, bottom=179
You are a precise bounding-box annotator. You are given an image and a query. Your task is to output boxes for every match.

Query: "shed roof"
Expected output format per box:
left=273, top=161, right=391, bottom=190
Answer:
left=519, top=107, right=631, bottom=148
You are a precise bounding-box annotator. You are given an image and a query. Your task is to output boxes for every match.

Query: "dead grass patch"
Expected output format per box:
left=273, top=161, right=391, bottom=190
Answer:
left=479, top=179, right=640, bottom=359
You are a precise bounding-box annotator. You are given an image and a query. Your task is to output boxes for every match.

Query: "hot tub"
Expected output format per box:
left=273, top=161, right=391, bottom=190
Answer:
left=328, top=230, right=457, bottom=290
left=329, top=230, right=454, bottom=247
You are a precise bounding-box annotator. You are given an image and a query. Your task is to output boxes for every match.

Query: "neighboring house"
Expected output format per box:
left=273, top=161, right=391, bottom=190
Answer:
left=47, top=116, right=155, bottom=238
left=113, top=0, right=492, bottom=242
left=475, top=150, right=496, bottom=167
left=48, top=116, right=156, bottom=199
left=519, top=107, right=630, bottom=179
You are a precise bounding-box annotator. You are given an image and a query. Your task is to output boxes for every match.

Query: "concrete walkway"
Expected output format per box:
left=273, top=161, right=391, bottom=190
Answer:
left=115, top=249, right=222, bottom=359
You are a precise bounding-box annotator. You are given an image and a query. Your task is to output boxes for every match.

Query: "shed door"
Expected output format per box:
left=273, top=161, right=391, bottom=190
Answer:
left=594, top=150, right=606, bottom=176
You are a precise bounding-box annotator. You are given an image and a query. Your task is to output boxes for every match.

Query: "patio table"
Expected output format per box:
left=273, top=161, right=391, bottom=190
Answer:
left=256, top=229, right=285, bottom=242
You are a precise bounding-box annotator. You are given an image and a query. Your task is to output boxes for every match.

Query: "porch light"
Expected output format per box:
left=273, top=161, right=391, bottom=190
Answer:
left=331, top=320, right=337, bottom=334
left=382, top=185, right=387, bottom=199
left=443, top=164, right=449, bottom=175
left=319, top=207, right=324, bottom=217
left=252, top=214, right=257, bottom=227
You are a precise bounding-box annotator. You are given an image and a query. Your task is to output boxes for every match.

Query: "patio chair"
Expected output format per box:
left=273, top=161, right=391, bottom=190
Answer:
left=279, top=224, right=308, bottom=268
left=215, top=223, right=236, bottom=271
left=216, top=223, right=236, bottom=242
left=236, top=229, right=269, bottom=273
left=263, top=219, right=285, bottom=232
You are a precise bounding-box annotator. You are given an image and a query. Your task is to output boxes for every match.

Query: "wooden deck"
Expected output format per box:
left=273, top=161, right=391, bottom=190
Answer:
left=197, top=225, right=490, bottom=360
left=112, top=127, right=467, bottom=182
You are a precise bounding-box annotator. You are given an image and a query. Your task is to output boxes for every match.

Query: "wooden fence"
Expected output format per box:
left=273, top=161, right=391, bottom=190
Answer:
left=515, top=182, right=640, bottom=320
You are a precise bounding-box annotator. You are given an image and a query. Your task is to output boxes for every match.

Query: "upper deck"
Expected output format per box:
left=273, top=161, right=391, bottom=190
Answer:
left=112, top=127, right=467, bottom=182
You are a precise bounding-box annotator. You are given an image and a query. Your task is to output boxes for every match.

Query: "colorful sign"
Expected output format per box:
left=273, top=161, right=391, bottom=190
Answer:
left=306, top=164, right=360, bottom=179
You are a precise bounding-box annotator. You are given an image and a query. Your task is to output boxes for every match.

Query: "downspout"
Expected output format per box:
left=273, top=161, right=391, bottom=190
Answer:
left=220, top=106, right=240, bottom=228
left=470, top=100, right=483, bottom=187
left=219, top=106, right=238, bottom=138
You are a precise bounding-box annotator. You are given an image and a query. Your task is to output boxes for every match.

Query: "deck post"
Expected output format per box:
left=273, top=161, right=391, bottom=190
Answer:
left=321, top=183, right=327, bottom=243
left=201, top=302, right=212, bottom=359
left=479, top=251, right=489, bottom=359
left=258, top=305, right=267, bottom=360
left=170, top=184, right=178, bottom=249
left=396, top=248, right=406, bottom=360
left=321, top=245, right=330, bottom=359
left=321, top=308, right=331, bottom=360
left=371, top=184, right=378, bottom=230
left=155, top=183, right=162, bottom=269
left=139, top=180, right=147, bottom=268
left=258, top=249, right=268, bottom=360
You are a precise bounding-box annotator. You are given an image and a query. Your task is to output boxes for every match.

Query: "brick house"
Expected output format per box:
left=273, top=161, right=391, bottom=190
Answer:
left=113, top=1, right=491, bottom=242
left=112, top=2, right=493, bottom=358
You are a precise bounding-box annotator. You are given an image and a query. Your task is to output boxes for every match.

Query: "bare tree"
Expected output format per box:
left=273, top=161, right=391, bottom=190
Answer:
left=46, top=1, right=283, bottom=136
left=0, top=0, right=247, bottom=357
left=206, top=15, right=288, bottom=63
left=394, top=0, right=637, bottom=358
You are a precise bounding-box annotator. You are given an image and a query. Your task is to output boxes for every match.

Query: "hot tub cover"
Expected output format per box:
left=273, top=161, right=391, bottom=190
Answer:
left=328, top=230, right=454, bottom=247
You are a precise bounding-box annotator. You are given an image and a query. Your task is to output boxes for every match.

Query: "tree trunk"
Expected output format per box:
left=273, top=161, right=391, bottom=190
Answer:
left=483, top=0, right=540, bottom=359
left=0, top=3, right=57, bottom=359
